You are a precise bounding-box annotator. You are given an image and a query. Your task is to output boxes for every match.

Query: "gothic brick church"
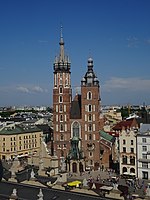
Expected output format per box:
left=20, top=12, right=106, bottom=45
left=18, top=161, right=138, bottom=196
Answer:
left=52, top=29, right=101, bottom=173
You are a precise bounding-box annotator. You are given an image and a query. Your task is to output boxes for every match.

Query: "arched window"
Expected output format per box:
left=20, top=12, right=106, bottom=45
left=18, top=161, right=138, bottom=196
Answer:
left=59, top=105, right=63, bottom=112
left=60, top=124, right=63, bottom=132
left=122, top=167, right=127, bottom=173
left=59, top=96, right=63, bottom=103
left=88, top=124, right=92, bottom=132
left=89, top=114, right=92, bottom=121
left=60, top=115, right=63, bottom=122
left=89, top=134, right=92, bottom=140
left=87, top=91, right=92, bottom=100
left=73, top=122, right=80, bottom=138
left=59, top=87, right=63, bottom=94
left=88, top=104, right=92, bottom=112
left=122, top=156, right=127, bottom=164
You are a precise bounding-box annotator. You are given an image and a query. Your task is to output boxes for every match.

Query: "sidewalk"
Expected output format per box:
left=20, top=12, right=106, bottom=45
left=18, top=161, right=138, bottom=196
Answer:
left=8, top=174, right=149, bottom=200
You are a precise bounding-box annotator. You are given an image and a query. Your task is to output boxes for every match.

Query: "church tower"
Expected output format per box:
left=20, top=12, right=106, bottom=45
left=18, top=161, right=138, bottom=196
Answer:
left=53, top=27, right=72, bottom=163
left=81, top=58, right=101, bottom=169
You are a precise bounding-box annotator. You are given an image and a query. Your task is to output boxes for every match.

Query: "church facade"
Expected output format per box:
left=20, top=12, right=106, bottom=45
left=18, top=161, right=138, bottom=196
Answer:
left=53, top=30, right=101, bottom=173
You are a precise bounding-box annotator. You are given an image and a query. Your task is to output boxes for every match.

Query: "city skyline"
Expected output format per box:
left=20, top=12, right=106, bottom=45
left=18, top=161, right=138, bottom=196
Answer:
left=0, top=0, right=150, bottom=106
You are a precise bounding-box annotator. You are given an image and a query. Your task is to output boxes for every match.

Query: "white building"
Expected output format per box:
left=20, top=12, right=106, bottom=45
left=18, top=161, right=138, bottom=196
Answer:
left=137, top=124, right=150, bottom=180
left=119, top=127, right=137, bottom=176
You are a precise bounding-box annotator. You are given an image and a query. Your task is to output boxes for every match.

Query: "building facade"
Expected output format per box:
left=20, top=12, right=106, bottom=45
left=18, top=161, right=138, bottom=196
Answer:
left=137, top=124, right=150, bottom=180
left=0, top=123, right=43, bottom=160
left=113, top=118, right=138, bottom=176
left=53, top=30, right=101, bottom=172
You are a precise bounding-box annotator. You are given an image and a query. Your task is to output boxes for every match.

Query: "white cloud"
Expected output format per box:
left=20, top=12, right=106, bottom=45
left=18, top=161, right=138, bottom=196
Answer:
left=17, top=86, right=30, bottom=93
left=103, top=77, right=150, bottom=92
left=17, top=85, right=48, bottom=94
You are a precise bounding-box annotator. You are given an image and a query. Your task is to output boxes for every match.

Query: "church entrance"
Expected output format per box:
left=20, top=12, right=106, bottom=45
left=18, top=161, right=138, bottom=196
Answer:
left=72, top=162, right=77, bottom=173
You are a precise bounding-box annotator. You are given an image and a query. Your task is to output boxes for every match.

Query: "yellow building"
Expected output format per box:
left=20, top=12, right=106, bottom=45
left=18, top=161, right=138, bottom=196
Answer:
left=0, top=123, right=43, bottom=160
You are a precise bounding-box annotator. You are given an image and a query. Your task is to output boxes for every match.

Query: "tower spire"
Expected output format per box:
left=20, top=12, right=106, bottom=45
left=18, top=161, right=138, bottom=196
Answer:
left=59, top=25, right=64, bottom=61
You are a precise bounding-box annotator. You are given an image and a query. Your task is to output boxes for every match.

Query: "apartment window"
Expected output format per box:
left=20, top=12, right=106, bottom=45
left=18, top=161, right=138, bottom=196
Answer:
left=63, top=144, right=66, bottom=148
left=142, top=162, right=148, bottom=169
left=3, top=148, right=5, bottom=152
left=123, top=140, right=126, bottom=145
left=123, top=147, right=126, bottom=153
left=3, top=138, right=5, bottom=141
left=131, top=140, right=133, bottom=145
left=131, top=148, right=134, bottom=153
left=142, top=138, right=146, bottom=143
left=130, top=156, right=135, bottom=165
left=142, top=146, right=147, bottom=152
left=56, top=115, right=58, bottom=121
left=142, top=154, right=147, bottom=159
left=122, top=156, right=127, bottom=164
left=142, top=171, right=148, bottom=179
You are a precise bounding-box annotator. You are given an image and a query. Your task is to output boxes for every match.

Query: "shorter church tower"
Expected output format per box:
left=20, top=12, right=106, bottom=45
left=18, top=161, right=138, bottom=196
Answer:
left=81, top=57, right=101, bottom=170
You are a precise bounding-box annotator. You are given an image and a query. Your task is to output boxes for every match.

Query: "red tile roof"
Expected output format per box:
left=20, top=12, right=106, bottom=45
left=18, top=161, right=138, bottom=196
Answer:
left=112, top=118, right=137, bottom=131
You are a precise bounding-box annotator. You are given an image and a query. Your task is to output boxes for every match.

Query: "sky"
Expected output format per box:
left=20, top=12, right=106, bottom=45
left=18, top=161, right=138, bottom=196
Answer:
left=0, top=0, right=150, bottom=107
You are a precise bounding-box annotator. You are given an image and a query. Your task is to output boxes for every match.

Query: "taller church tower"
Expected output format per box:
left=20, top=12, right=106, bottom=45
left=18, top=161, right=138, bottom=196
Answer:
left=53, top=28, right=72, bottom=162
